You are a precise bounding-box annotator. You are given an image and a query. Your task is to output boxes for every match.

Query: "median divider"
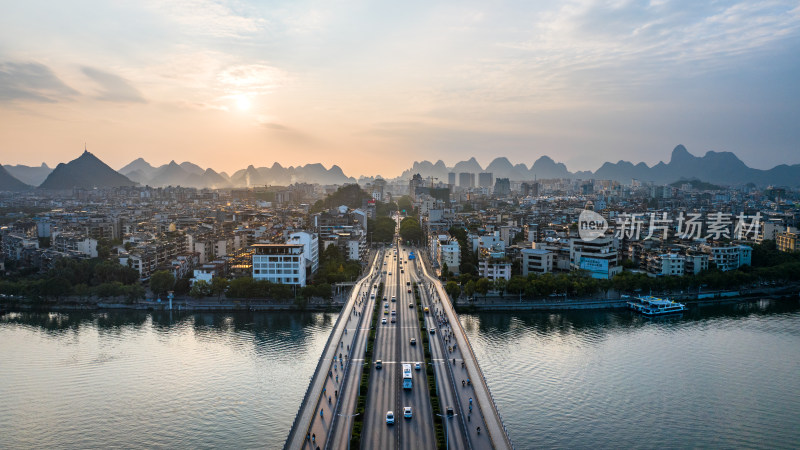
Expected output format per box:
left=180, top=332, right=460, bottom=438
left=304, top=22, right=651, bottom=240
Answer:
left=415, top=282, right=446, bottom=449
left=349, top=281, right=383, bottom=448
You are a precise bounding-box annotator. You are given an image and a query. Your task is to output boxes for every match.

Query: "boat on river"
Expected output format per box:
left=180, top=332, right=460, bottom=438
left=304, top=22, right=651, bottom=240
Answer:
left=627, top=295, right=687, bottom=316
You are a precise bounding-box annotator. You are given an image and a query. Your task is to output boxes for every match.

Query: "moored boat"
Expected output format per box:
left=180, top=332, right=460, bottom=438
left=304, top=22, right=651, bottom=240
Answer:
left=627, top=295, right=687, bottom=316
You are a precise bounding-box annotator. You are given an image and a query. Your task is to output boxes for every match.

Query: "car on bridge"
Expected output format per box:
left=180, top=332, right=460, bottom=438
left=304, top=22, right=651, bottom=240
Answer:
left=375, top=360, right=382, bottom=369
left=415, top=362, right=421, bottom=370
left=382, top=317, right=387, bottom=325
left=409, top=338, right=416, bottom=345
left=404, top=407, right=413, bottom=419
left=386, top=411, right=395, bottom=424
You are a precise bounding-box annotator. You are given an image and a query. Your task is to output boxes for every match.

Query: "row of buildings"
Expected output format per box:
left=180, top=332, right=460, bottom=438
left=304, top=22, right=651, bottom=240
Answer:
left=1, top=184, right=374, bottom=289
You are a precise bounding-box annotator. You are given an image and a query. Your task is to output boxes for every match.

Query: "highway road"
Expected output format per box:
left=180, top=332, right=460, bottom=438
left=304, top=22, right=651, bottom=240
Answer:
left=360, top=244, right=436, bottom=449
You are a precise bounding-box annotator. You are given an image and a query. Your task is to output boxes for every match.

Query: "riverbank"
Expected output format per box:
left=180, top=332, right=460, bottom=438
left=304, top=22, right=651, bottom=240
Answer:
left=0, top=296, right=346, bottom=313
left=4, top=285, right=799, bottom=314
left=452, top=285, right=800, bottom=312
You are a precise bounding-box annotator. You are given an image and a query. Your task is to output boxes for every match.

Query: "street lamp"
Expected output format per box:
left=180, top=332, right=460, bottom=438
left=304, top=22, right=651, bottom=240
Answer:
left=435, top=412, right=457, bottom=450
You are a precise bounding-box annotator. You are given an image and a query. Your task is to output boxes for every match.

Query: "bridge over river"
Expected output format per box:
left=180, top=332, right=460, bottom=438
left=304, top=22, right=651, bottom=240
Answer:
left=285, top=231, right=512, bottom=450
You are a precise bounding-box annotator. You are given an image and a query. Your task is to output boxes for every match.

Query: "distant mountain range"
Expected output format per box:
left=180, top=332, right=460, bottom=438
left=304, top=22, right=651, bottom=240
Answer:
left=0, top=164, right=32, bottom=191
left=400, top=145, right=800, bottom=187
left=3, top=162, right=52, bottom=186
left=39, top=151, right=135, bottom=190
left=120, top=159, right=231, bottom=189
left=2, top=145, right=799, bottom=191
left=118, top=159, right=356, bottom=188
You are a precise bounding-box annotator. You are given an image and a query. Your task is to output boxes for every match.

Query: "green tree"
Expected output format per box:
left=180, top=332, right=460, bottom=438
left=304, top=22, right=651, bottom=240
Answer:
left=368, top=216, right=396, bottom=243
left=464, top=280, right=476, bottom=298
left=475, top=278, right=491, bottom=296
left=493, top=278, right=507, bottom=295
left=210, top=277, right=229, bottom=299
left=149, top=270, right=175, bottom=296
left=74, top=283, right=91, bottom=300
left=173, top=277, right=191, bottom=295
left=125, top=284, right=145, bottom=303
left=399, top=217, right=423, bottom=244
left=227, top=277, right=255, bottom=298
left=190, top=280, right=211, bottom=299
left=397, top=196, right=414, bottom=214
left=445, top=281, right=461, bottom=300
left=506, top=276, right=526, bottom=295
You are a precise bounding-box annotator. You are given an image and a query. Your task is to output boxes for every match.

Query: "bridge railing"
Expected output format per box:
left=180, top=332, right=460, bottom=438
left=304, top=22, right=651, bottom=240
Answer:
left=420, top=249, right=514, bottom=449
left=326, top=268, right=380, bottom=447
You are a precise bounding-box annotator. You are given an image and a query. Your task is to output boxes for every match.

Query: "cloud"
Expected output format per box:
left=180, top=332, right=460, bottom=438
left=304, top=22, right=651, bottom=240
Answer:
left=258, top=118, right=318, bottom=145
left=0, top=61, right=78, bottom=103
left=82, top=67, right=146, bottom=103
left=262, top=122, right=290, bottom=131
left=216, top=64, right=288, bottom=94
left=146, top=0, right=265, bottom=38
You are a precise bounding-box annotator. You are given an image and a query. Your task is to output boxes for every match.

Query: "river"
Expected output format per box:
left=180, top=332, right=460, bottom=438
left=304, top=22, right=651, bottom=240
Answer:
left=1, top=299, right=798, bottom=449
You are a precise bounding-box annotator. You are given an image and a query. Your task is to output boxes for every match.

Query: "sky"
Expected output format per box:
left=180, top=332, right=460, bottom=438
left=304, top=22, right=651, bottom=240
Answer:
left=1, top=0, right=799, bottom=178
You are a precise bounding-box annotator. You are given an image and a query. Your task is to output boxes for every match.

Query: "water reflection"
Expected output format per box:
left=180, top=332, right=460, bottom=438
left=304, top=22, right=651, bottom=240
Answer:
left=461, top=298, right=800, bottom=450
left=463, top=297, right=800, bottom=337
left=0, top=309, right=337, bottom=449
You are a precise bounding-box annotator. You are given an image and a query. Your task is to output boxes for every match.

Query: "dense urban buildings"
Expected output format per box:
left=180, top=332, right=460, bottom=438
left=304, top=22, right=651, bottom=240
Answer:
left=1, top=160, right=799, bottom=303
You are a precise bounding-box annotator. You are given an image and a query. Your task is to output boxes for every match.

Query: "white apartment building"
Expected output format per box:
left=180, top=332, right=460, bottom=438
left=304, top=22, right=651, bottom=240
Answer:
left=478, top=255, right=512, bottom=281
left=51, top=233, right=98, bottom=258
left=440, top=238, right=460, bottom=275
left=521, top=248, right=554, bottom=275
left=252, top=243, right=306, bottom=286
left=288, top=231, right=319, bottom=274
left=651, top=253, right=685, bottom=276
left=701, top=244, right=752, bottom=272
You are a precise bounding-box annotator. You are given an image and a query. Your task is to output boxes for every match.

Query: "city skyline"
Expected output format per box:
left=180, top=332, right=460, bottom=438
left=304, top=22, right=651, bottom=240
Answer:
left=2, top=0, right=799, bottom=177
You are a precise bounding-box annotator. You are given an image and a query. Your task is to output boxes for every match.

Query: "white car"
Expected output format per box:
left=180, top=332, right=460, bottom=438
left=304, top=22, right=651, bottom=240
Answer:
left=415, top=362, right=421, bottom=370
left=382, top=317, right=387, bottom=325
left=403, top=406, right=412, bottom=419
left=386, top=411, right=395, bottom=424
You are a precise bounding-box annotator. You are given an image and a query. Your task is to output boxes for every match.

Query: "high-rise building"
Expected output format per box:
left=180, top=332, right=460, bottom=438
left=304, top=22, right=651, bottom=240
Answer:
left=458, top=172, right=474, bottom=189
left=478, top=172, right=493, bottom=188
left=448, top=172, right=456, bottom=186
left=522, top=182, right=540, bottom=197
left=409, top=173, right=424, bottom=200
left=493, top=178, right=511, bottom=196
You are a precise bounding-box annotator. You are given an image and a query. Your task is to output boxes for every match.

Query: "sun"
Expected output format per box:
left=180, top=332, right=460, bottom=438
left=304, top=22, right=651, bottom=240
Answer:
left=236, top=95, right=251, bottom=111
